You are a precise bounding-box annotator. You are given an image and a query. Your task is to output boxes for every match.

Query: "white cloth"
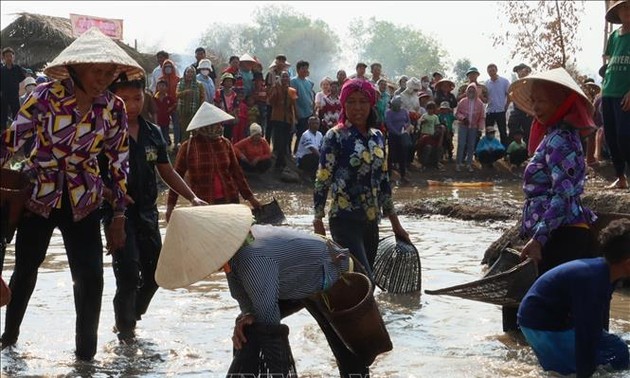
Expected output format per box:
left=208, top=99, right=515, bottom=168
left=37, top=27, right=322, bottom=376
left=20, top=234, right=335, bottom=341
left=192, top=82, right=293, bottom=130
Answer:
left=295, top=130, right=323, bottom=160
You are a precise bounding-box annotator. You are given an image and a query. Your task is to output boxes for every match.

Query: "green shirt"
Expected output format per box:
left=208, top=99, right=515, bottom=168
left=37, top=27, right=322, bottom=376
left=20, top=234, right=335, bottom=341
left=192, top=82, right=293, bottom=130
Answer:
left=420, top=113, right=440, bottom=135
left=507, top=140, right=526, bottom=155
left=603, top=29, right=630, bottom=97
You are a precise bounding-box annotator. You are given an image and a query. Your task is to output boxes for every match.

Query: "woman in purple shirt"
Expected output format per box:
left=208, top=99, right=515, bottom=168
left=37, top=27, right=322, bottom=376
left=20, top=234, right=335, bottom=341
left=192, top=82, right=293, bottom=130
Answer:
left=385, top=96, right=411, bottom=183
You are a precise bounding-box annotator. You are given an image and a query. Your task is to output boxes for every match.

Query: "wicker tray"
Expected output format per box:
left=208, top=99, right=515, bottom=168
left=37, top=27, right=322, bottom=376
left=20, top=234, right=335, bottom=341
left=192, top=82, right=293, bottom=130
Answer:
left=424, top=248, right=537, bottom=307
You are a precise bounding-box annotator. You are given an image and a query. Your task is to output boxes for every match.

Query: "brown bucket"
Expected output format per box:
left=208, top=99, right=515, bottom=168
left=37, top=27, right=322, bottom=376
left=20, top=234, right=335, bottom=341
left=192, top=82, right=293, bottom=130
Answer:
left=0, top=168, right=31, bottom=241
left=312, top=272, right=393, bottom=366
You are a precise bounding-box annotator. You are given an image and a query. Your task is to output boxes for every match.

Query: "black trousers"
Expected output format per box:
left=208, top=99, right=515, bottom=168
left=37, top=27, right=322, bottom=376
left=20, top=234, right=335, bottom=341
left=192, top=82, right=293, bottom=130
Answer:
left=388, top=133, right=407, bottom=179
left=1, top=195, right=103, bottom=360
left=486, top=112, right=509, bottom=146
left=297, top=154, right=319, bottom=179
left=0, top=96, right=20, bottom=132
left=477, top=150, right=505, bottom=165
left=109, top=208, right=161, bottom=339
left=271, top=121, right=291, bottom=169
left=507, top=149, right=528, bottom=167
left=330, top=217, right=379, bottom=280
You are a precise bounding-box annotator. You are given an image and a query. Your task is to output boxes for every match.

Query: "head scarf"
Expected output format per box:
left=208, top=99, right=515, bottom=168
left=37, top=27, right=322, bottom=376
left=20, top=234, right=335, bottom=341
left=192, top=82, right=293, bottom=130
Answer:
left=338, top=78, right=377, bottom=124
left=528, top=91, right=596, bottom=155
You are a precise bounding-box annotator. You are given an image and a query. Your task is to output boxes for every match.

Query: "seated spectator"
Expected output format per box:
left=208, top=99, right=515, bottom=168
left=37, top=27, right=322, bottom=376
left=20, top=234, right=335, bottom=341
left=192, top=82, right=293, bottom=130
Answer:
left=475, top=126, right=506, bottom=168
left=518, top=218, right=630, bottom=377
left=295, top=116, right=323, bottom=180
left=506, top=129, right=528, bottom=168
left=233, top=123, right=272, bottom=173
left=416, top=102, right=443, bottom=170
left=18, top=77, right=37, bottom=107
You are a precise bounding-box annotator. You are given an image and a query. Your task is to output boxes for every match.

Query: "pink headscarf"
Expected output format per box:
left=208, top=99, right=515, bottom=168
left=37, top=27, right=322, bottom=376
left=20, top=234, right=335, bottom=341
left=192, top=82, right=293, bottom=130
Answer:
left=338, top=78, right=376, bottom=124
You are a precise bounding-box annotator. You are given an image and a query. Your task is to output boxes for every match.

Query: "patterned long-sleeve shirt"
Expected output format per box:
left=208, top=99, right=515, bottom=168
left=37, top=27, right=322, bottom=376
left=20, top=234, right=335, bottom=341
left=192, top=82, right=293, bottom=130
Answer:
left=167, top=135, right=254, bottom=207
left=227, top=225, right=349, bottom=324
left=0, top=79, right=129, bottom=221
left=314, top=123, right=394, bottom=222
left=521, top=124, right=597, bottom=246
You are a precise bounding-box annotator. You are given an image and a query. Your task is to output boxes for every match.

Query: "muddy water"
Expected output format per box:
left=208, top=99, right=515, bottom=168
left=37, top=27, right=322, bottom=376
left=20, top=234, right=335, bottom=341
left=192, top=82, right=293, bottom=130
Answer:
left=1, top=184, right=629, bottom=377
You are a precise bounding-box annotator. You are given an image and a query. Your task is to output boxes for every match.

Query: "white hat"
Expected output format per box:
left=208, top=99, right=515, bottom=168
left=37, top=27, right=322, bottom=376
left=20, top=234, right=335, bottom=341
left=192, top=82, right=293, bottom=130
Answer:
left=186, top=102, right=235, bottom=131
left=486, top=126, right=497, bottom=133
left=508, top=67, right=593, bottom=117
left=23, top=77, right=37, bottom=87
left=249, top=123, right=263, bottom=136
left=44, top=27, right=144, bottom=81
left=239, top=53, right=257, bottom=63
left=155, top=204, right=253, bottom=289
left=198, top=58, right=213, bottom=71
left=439, top=101, right=451, bottom=109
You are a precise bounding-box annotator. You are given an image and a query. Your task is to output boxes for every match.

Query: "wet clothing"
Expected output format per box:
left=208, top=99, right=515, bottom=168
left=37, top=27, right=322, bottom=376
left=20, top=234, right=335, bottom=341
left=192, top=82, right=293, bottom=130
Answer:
left=0, top=63, right=26, bottom=131
left=0, top=78, right=129, bottom=220
left=168, top=135, right=254, bottom=206
left=227, top=225, right=349, bottom=324
left=518, top=258, right=629, bottom=377
left=99, top=116, right=169, bottom=339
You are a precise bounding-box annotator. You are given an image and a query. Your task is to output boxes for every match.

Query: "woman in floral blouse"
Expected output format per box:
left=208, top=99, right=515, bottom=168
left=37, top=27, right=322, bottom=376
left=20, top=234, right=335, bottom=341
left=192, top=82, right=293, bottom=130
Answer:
left=313, top=78, right=409, bottom=279
left=0, top=28, right=142, bottom=360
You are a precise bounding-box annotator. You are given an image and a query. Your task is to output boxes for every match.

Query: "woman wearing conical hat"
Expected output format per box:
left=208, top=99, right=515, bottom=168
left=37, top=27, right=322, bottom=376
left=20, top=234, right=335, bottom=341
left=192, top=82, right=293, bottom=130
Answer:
left=0, top=27, right=144, bottom=360
left=166, top=102, right=261, bottom=222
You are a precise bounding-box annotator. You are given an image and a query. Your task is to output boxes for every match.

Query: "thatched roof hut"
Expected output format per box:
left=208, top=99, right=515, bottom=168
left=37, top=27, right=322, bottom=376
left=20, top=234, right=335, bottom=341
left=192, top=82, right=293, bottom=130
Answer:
left=1, top=12, right=155, bottom=75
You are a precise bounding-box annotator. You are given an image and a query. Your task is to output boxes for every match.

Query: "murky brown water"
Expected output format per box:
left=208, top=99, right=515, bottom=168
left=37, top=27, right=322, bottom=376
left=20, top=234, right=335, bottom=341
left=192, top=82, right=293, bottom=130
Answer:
left=1, top=183, right=628, bottom=377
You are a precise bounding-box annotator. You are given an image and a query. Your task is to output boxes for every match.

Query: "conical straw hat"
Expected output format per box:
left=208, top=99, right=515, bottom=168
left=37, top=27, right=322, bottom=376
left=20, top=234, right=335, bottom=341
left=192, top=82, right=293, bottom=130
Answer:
left=606, top=0, right=628, bottom=24
left=508, top=67, right=593, bottom=117
left=155, top=204, right=253, bottom=289
left=186, top=102, right=235, bottom=131
left=44, top=27, right=144, bottom=81
left=239, top=53, right=257, bottom=63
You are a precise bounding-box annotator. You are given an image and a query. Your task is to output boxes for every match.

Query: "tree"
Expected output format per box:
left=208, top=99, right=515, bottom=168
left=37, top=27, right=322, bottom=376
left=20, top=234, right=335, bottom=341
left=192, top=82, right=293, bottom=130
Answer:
left=492, top=0, right=585, bottom=71
left=348, top=17, right=446, bottom=81
left=197, top=4, right=339, bottom=83
left=453, top=58, right=472, bottom=82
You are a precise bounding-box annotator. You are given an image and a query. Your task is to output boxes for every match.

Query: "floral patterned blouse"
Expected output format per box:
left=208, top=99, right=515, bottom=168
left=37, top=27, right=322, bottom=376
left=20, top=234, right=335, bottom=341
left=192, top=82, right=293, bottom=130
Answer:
left=1, top=79, right=129, bottom=221
left=314, top=122, right=394, bottom=222
left=520, top=123, right=597, bottom=246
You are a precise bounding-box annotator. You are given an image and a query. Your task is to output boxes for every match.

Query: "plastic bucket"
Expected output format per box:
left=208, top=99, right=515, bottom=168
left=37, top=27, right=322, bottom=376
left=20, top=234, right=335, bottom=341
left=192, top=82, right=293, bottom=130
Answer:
left=315, top=272, right=393, bottom=365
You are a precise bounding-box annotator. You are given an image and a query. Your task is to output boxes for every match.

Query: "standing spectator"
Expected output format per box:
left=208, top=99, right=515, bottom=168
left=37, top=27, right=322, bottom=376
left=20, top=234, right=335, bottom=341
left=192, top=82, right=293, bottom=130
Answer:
left=0, top=27, right=142, bottom=361
left=150, top=50, right=179, bottom=94
left=295, top=116, right=323, bottom=180
left=18, top=77, right=36, bottom=107
left=506, top=129, right=528, bottom=168
left=370, top=63, right=383, bottom=85
left=191, top=47, right=216, bottom=80
left=214, top=73, right=238, bottom=141
left=385, top=96, right=412, bottom=183
left=154, top=79, right=176, bottom=146
left=420, top=75, right=433, bottom=98
left=438, top=101, right=456, bottom=162
left=314, top=77, right=333, bottom=117
left=320, top=80, right=342, bottom=134
left=102, top=76, right=206, bottom=343
left=265, top=54, right=290, bottom=88
left=268, top=71, right=297, bottom=171
left=166, top=102, right=261, bottom=220
left=455, top=83, right=486, bottom=172
left=176, top=66, right=205, bottom=143
left=475, top=126, right=506, bottom=168
left=485, top=63, right=511, bottom=146
left=1, top=47, right=26, bottom=131
left=354, top=62, right=368, bottom=80
left=336, top=69, right=348, bottom=87
left=508, top=63, right=534, bottom=143
left=196, top=59, right=216, bottom=104
left=239, top=53, right=257, bottom=97
left=290, top=60, right=315, bottom=154
left=234, top=123, right=272, bottom=173
left=375, top=79, right=391, bottom=127
left=430, top=71, right=444, bottom=93
left=434, top=79, right=458, bottom=109
left=233, top=90, right=249, bottom=144
left=313, top=78, right=410, bottom=282
left=394, top=75, right=408, bottom=96
left=246, top=95, right=261, bottom=127
left=416, top=102, right=444, bottom=169
left=602, top=0, right=630, bottom=190
left=457, top=67, right=488, bottom=103
left=252, top=72, right=269, bottom=140
left=223, top=56, right=244, bottom=88
left=158, top=59, right=181, bottom=147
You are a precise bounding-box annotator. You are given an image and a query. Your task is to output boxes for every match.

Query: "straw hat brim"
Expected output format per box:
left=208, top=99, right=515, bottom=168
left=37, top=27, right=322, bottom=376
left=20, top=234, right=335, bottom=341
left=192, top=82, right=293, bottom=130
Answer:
left=435, top=79, right=455, bottom=90
left=606, top=0, right=626, bottom=23
left=155, top=204, right=253, bottom=289
left=187, top=102, right=235, bottom=131
left=43, top=27, right=144, bottom=81
left=239, top=53, right=257, bottom=63
left=508, top=67, right=594, bottom=117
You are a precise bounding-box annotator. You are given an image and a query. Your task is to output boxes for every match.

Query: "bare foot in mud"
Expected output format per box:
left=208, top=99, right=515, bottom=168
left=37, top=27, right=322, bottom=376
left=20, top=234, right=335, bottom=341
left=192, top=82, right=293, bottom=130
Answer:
left=606, top=178, right=628, bottom=190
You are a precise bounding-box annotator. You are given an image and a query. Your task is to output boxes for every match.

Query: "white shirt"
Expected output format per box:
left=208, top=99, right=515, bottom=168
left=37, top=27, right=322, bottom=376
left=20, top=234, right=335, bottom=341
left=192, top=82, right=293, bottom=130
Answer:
left=295, top=130, right=323, bottom=161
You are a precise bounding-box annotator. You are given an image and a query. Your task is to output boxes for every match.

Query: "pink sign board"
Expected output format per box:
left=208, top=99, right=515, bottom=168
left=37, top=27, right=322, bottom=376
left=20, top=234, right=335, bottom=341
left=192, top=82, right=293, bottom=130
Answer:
left=70, top=13, right=123, bottom=40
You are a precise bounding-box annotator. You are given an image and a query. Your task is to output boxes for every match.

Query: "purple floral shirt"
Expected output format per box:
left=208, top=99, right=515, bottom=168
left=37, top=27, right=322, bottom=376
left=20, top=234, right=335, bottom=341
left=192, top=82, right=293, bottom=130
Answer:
left=521, top=125, right=596, bottom=246
left=1, top=79, right=129, bottom=221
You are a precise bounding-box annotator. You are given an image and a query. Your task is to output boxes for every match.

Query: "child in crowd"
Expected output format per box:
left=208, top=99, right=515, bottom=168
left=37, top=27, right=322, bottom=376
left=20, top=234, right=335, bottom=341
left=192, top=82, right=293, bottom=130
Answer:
left=475, top=126, right=505, bottom=168
left=416, top=102, right=443, bottom=170
left=506, top=129, right=528, bottom=168
left=320, top=80, right=342, bottom=134
left=154, top=79, right=176, bottom=146
left=246, top=95, right=261, bottom=128
left=438, top=101, right=455, bottom=162
left=252, top=73, right=268, bottom=138
left=233, top=90, right=248, bottom=143
left=18, top=77, right=37, bottom=107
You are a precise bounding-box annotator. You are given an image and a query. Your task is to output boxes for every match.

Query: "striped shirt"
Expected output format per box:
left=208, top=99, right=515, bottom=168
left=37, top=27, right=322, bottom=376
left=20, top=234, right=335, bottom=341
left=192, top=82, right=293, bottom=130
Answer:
left=227, top=225, right=350, bottom=324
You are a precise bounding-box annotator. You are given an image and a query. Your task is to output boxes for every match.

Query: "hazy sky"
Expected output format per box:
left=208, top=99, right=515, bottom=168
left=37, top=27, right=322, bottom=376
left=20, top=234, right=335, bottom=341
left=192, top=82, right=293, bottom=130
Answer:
left=1, top=1, right=608, bottom=80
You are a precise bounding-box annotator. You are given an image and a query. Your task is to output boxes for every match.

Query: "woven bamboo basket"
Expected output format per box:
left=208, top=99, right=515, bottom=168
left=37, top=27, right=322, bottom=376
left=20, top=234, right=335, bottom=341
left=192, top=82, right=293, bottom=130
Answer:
left=373, top=235, right=422, bottom=294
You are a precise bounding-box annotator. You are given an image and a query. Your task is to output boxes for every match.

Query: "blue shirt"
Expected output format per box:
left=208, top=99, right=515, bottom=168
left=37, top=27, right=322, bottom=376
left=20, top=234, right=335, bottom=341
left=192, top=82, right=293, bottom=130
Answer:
left=518, top=258, right=615, bottom=376
left=475, top=135, right=505, bottom=156
left=485, top=76, right=510, bottom=113
left=290, top=76, right=314, bottom=119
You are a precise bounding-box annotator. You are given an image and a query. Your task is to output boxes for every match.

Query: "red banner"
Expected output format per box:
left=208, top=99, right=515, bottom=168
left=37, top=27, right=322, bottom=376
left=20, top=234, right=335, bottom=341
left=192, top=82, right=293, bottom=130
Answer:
left=70, top=14, right=123, bottom=40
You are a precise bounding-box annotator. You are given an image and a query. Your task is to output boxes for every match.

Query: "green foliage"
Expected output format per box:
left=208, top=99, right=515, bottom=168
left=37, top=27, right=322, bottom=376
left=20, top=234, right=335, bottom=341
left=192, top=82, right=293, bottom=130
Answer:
left=348, top=17, right=446, bottom=80
left=197, top=4, right=339, bottom=82
left=492, top=0, right=585, bottom=71
left=453, top=58, right=472, bottom=82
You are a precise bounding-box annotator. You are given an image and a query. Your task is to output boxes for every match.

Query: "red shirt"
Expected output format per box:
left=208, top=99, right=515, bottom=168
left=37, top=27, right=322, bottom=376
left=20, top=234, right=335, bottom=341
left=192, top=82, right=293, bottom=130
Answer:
left=233, top=136, right=272, bottom=162
left=154, top=93, right=175, bottom=127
